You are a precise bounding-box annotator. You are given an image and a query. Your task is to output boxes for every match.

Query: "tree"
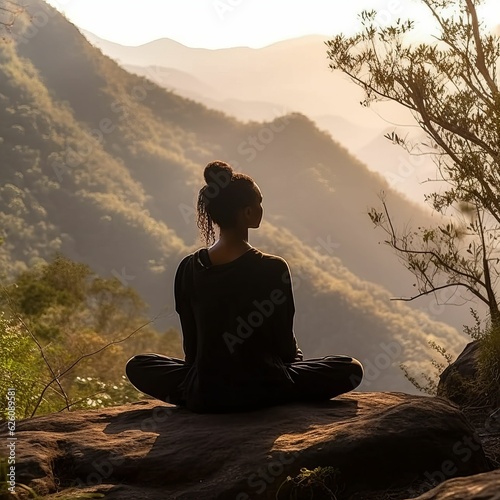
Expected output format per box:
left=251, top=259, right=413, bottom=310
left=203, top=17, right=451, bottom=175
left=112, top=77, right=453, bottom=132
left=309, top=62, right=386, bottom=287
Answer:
left=326, top=0, right=500, bottom=400
left=1, top=254, right=182, bottom=418
left=0, top=312, right=43, bottom=419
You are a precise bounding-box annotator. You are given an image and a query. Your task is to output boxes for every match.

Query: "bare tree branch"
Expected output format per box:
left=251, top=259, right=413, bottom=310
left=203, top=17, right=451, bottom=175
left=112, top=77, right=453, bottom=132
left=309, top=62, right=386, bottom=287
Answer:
left=30, top=315, right=158, bottom=417
left=464, top=0, right=499, bottom=95
left=2, top=285, right=71, bottom=413
left=390, top=282, right=484, bottom=302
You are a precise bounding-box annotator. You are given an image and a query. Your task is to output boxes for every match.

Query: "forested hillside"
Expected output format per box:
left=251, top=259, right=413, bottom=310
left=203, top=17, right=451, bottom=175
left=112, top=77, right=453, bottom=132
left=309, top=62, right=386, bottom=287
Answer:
left=0, top=0, right=471, bottom=393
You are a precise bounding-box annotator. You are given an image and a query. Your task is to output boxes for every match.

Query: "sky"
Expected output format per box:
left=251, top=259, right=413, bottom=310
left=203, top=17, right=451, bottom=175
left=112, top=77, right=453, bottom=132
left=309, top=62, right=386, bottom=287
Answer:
left=44, top=0, right=500, bottom=49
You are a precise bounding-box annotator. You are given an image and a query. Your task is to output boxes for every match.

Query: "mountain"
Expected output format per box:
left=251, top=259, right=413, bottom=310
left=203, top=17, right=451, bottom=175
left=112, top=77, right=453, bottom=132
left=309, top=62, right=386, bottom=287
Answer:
left=81, top=29, right=413, bottom=130
left=356, top=128, right=443, bottom=205
left=82, top=30, right=430, bottom=206
left=123, top=63, right=221, bottom=102
left=123, top=62, right=383, bottom=152
left=313, top=114, right=381, bottom=152
left=0, top=0, right=476, bottom=393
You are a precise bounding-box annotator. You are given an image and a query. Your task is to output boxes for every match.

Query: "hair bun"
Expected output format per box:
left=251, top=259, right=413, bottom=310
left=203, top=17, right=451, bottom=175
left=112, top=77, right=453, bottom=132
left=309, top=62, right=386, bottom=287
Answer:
left=204, top=161, right=234, bottom=185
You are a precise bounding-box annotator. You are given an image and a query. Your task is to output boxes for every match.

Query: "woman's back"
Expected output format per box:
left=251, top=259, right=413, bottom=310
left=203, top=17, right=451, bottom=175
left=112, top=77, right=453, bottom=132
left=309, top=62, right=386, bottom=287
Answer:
left=174, top=246, right=301, bottom=411
left=125, top=160, right=363, bottom=414
left=206, top=244, right=251, bottom=266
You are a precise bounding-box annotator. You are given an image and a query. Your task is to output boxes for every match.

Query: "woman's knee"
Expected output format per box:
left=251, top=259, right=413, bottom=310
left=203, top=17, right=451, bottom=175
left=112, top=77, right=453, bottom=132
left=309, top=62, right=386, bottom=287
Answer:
left=348, top=358, right=364, bottom=390
left=125, top=354, right=152, bottom=383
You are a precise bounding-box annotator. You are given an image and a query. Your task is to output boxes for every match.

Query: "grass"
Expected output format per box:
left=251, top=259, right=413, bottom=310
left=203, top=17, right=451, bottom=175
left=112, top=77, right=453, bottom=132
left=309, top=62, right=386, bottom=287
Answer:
left=276, top=466, right=341, bottom=499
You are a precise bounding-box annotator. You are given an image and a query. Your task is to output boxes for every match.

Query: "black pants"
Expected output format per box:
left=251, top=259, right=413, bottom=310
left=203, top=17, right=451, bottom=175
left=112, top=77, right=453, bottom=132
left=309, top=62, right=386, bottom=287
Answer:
left=125, top=354, right=363, bottom=412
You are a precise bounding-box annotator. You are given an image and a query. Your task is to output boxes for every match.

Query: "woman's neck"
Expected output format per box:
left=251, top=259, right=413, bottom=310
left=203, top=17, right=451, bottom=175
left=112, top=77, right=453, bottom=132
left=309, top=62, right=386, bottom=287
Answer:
left=209, top=230, right=251, bottom=253
left=218, top=228, right=249, bottom=246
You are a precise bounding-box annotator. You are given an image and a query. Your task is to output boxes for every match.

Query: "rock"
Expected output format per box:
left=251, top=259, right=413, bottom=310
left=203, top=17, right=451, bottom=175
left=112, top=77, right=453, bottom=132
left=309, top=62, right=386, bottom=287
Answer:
left=437, top=340, right=481, bottom=405
left=6, top=392, right=491, bottom=499
left=438, top=340, right=500, bottom=407
left=410, top=469, right=500, bottom=499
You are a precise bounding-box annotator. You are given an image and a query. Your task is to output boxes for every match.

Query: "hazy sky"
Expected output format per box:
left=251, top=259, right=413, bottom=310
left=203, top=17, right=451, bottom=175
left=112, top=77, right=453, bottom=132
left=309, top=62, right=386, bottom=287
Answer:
left=45, top=0, right=500, bottom=48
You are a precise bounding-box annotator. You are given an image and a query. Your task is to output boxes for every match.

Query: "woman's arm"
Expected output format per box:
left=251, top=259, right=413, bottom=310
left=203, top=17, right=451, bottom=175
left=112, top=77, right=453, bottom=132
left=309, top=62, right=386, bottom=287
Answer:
left=269, top=260, right=303, bottom=363
left=174, top=255, right=197, bottom=365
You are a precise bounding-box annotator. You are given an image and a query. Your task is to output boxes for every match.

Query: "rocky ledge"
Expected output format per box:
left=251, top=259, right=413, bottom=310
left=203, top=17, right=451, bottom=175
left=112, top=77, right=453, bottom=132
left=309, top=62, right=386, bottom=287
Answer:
left=4, top=392, right=497, bottom=499
left=412, top=469, right=500, bottom=499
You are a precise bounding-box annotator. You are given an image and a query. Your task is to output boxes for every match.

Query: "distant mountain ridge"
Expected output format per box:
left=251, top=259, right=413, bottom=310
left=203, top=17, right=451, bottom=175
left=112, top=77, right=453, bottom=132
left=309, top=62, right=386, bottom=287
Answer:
left=81, top=29, right=408, bottom=128
left=0, top=0, right=475, bottom=393
left=81, top=29, right=434, bottom=205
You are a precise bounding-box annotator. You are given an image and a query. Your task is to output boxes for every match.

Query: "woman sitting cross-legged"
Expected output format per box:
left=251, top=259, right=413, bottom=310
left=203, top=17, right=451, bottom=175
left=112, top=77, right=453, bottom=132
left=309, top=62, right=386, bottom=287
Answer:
left=125, top=161, right=364, bottom=413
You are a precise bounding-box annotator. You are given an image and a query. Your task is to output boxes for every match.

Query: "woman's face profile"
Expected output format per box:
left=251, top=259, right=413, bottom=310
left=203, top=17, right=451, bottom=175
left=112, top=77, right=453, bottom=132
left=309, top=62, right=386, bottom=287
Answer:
left=244, top=183, right=263, bottom=229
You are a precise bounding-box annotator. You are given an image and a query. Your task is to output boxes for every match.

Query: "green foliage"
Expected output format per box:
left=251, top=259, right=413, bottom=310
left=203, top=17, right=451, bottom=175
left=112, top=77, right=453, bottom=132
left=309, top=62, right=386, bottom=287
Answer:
left=402, top=308, right=500, bottom=405
left=1, top=254, right=183, bottom=419
left=7, top=254, right=91, bottom=318
left=400, top=338, right=454, bottom=396
left=329, top=0, right=500, bottom=396
left=276, top=467, right=341, bottom=500
left=463, top=308, right=483, bottom=340
left=0, top=0, right=479, bottom=408
left=68, top=375, right=140, bottom=410
left=0, top=312, right=45, bottom=420
left=471, top=319, right=500, bottom=407
left=0, top=455, right=40, bottom=499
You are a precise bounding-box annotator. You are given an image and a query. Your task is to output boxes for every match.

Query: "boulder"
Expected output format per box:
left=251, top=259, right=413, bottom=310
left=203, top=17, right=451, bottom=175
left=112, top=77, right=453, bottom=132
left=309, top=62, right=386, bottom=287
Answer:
left=410, top=469, right=500, bottom=499
left=5, top=392, right=491, bottom=499
left=438, top=340, right=500, bottom=407
left=437, top=340, right=482, bottom=405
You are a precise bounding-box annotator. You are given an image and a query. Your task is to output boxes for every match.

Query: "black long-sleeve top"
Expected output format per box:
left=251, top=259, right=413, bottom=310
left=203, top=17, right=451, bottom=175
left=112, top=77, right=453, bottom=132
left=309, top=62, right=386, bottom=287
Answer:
left=173, top=246, right=303, bottom=412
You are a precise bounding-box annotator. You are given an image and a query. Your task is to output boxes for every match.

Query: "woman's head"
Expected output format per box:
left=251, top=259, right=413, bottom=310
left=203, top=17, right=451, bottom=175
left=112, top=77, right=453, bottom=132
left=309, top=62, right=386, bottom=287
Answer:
left=197, top=161, right=263, bottom=245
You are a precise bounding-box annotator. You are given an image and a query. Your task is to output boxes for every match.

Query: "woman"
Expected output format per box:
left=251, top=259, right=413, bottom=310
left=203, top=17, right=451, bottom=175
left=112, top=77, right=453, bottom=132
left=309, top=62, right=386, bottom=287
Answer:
left=126, top=161, right=363, bottom=413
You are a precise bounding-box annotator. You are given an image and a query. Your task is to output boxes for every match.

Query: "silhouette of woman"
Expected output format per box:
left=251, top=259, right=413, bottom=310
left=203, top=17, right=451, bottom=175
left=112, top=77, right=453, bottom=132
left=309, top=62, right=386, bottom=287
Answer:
left=125, top=161, right=364, bottom=413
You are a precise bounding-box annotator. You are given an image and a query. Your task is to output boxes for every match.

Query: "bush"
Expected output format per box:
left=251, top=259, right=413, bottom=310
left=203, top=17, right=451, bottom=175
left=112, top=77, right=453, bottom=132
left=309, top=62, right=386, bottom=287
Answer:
left=1, top=254, right=182, bottom=419
left=276, top=467, right=342, bottom=500
left=0, top=312, right=47, bottom=420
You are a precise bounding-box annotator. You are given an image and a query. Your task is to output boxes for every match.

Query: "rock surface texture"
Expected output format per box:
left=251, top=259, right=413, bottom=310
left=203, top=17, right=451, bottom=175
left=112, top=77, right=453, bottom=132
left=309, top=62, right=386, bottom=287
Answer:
left=411, top=469, right=500, bottom=499
left=6, top=392, right=493, bottom=499
left=437, top=340, right=482, bottom=405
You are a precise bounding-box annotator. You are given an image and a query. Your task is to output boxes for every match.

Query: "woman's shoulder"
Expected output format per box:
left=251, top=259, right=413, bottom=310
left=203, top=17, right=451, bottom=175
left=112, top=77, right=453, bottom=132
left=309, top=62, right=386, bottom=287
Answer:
left=174, top=253, right=194, bottom=282
left=176, top=247, right=290, bottom=274
left=175, top=250, right=202, bottom=278
left=177, top=252, right=195, bottom=268
left=251, top=248, right=290, bottom=271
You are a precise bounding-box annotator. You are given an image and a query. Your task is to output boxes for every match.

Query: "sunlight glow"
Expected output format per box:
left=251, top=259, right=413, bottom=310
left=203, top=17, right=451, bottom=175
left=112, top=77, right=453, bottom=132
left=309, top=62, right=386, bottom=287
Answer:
left=44, top=0, right=500, bottom=49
